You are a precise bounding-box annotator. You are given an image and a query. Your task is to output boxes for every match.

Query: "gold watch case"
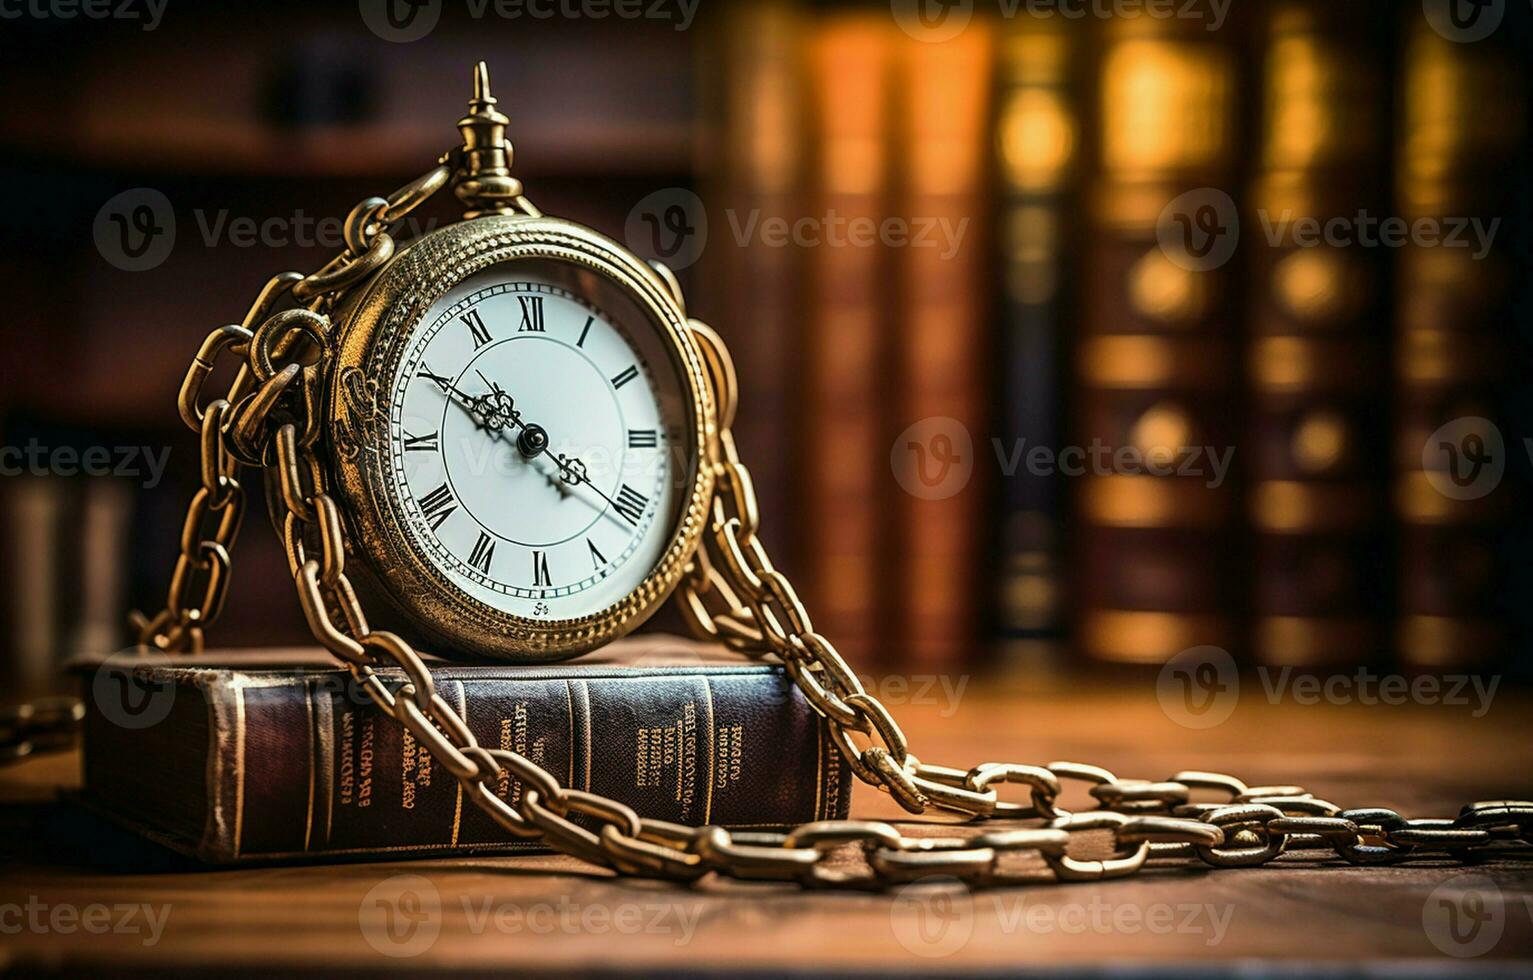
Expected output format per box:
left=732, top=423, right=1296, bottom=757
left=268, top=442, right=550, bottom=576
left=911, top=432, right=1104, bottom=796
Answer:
left=325, top=213, right=717, bottom=662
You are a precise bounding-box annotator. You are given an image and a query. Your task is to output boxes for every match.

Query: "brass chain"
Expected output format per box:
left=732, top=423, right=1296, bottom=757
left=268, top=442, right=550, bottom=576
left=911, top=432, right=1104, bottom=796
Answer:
left=5, top=156, right=1526, bottom=883
left=0, top=697, right=85, bottom=764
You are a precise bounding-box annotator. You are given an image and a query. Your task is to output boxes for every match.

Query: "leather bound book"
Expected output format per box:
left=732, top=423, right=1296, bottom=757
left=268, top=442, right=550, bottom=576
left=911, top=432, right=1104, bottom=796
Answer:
left=993, top=17, right=1078, bottom=660
left=893, top=20, right=995, bottom=671
left=71, top=637, right=850, bottom=864
left=802, top=14, right=896, bottom=668
left=1247, top=1, right=1391, bottom=668
left=1075, top=17, right=1241, bottom=663
left=1394, top=21, right=1527, bottom=671
left=699, top=1, right=806, bottom=566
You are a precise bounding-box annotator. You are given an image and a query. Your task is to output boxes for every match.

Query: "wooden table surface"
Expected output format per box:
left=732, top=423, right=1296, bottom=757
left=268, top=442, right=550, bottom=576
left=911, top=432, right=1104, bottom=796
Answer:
left=3, top=673, right=1532, bottom=976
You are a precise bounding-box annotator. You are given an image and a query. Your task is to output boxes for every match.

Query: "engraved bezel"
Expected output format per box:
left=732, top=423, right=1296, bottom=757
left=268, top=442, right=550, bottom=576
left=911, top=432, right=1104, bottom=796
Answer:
left=327, top=214, right=715, bottom=662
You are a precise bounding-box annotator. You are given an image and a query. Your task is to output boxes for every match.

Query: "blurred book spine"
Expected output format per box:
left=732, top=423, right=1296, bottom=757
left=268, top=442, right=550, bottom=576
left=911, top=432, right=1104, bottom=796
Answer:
left=1075, top=18, right=1240, bottom=663
left=700, top=1, right=806, bottom=566
left=802, top=14, right=895, bottom=668
left=993, top=18, right=1077, bottom=657
left=4, top=476, right=65, bottom=697
left=1247, top=2, right=1390, bottom=668
left=893, top=21, right=995, bottom=671
left=1394, top=21, right=1527, bottom=671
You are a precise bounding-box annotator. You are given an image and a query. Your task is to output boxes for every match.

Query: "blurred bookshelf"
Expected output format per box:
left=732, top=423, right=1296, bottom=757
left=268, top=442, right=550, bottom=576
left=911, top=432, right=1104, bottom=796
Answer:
left=1, top=0, right=1529, bottom=696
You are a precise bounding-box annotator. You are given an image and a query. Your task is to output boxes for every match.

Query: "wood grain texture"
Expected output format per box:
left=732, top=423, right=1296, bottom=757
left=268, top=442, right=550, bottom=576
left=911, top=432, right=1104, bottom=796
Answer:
left=3, top=676, right=1531, bottom=975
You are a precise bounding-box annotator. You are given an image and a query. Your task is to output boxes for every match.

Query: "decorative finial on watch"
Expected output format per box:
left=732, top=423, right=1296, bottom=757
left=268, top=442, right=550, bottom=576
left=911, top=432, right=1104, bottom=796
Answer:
left=447, top=61, right=524, bottom=218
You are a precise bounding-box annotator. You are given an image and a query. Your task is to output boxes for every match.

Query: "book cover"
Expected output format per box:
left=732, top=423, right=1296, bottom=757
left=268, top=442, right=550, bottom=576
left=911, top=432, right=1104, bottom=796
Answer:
left=73, top=637, right=850, bottom=864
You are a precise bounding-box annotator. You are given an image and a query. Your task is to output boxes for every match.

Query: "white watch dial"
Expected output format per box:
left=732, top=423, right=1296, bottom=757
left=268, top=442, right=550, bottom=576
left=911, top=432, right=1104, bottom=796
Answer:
left=386, top=264, right=686, bottom=621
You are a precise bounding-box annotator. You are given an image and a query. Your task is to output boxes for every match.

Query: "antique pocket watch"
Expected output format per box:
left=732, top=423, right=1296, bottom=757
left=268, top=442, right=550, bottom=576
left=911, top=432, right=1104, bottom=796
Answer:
left=328, top=208, right=715, bottom=661
left=132, top=64, right=1530, bottom=888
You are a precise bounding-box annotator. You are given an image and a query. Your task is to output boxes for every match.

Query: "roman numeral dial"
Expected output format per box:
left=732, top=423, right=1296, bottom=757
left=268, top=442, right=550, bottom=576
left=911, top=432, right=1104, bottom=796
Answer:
left=418, top=482, right=457, bottom=531
left=461, top=309, right=492, bottom=348
left=468, top=532, right=495, bottom=575
left=391, top=276, right=684, bottom=620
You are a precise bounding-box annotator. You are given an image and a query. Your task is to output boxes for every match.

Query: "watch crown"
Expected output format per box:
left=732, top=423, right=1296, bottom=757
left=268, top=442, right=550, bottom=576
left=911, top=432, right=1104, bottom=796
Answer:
left=449, top=61, right=524, bottom=218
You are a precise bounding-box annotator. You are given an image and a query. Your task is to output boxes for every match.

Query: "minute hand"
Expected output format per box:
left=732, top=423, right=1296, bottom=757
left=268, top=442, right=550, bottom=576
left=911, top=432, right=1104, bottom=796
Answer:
left=477, top=376, right=634, bottom=524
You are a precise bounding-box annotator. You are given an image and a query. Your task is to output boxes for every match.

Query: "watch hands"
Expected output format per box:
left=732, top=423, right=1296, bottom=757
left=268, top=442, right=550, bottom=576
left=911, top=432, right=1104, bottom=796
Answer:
left=474, top=373, right=633, bottom=526
left=424, top=368, right=572, bottom=496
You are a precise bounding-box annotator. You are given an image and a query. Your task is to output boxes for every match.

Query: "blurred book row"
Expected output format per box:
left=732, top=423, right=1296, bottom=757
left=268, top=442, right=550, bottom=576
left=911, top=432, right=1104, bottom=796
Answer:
left=693, top=0, right=1530, bottom=678
left=0, top=1, right=1528, bottom=694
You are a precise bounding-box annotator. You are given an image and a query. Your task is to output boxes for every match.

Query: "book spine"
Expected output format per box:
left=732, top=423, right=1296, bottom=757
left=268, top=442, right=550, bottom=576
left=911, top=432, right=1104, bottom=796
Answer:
left=700, top=1, right=806, bottom=565
left=1075, top=18, right=1241, bottom=663
left=993, top=18, right=1077, bottom=657
left=802, top=15, right=895, bottom=668
left=892, top=19, right=996, bottom=671
left=92, top=666, right=848, bottom=864
left=1247, top=2, right=1390, bottom=668
left=1394, top=21, right=1526, bottom=671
